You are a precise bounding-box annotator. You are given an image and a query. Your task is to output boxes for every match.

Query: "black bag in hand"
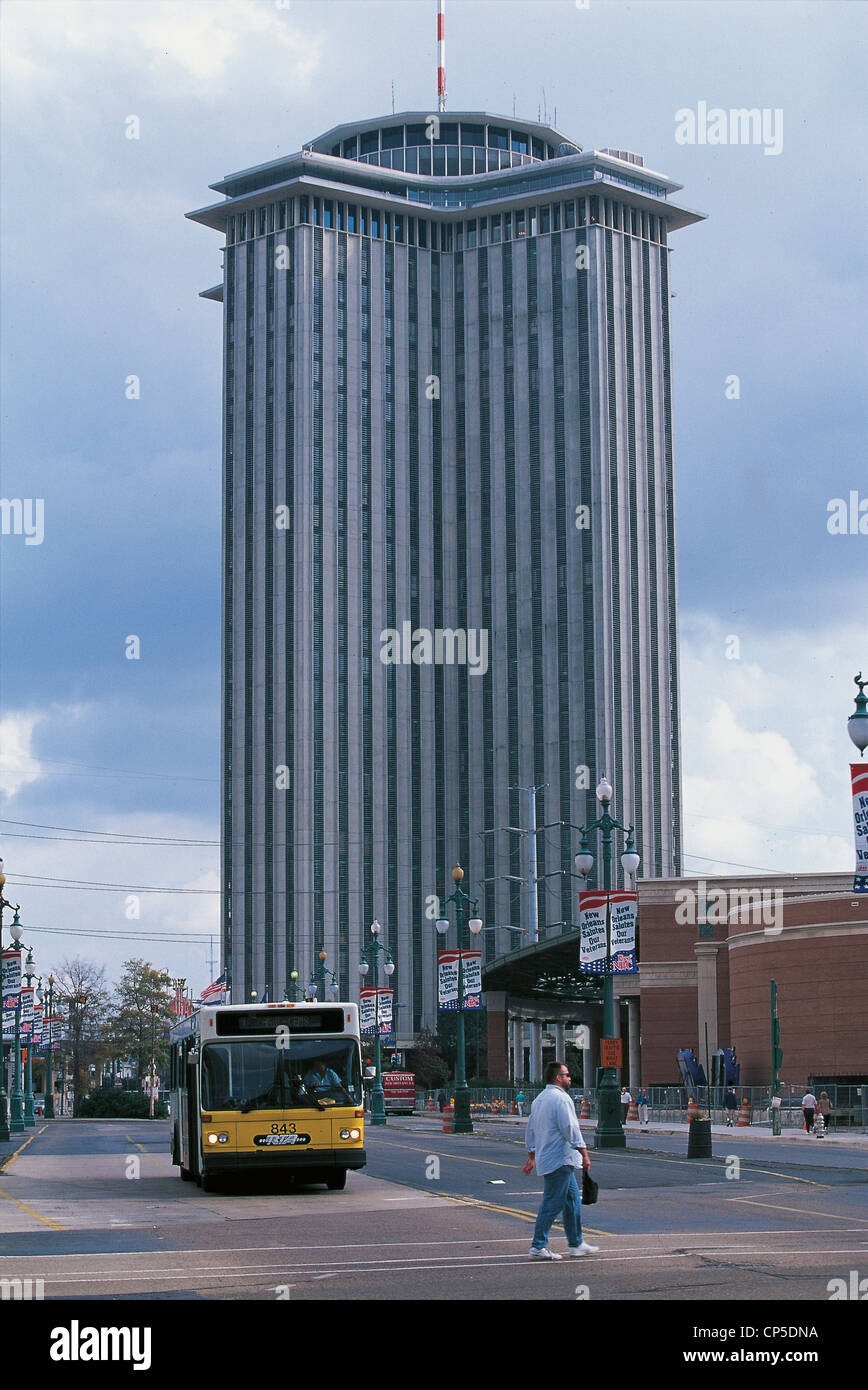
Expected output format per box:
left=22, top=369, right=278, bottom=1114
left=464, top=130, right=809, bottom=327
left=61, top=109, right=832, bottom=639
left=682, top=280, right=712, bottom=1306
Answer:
left=581, top=1169, right=599, bottom=1205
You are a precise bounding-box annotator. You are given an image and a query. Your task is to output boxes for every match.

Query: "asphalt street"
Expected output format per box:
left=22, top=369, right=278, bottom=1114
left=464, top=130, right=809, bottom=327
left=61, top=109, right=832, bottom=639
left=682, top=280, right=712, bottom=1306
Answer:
left=1, top=1117, right=866, bottom=1323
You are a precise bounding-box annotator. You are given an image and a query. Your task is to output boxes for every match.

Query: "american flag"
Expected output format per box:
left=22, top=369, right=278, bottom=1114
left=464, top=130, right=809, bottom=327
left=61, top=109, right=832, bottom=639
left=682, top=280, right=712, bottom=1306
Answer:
left=200, top=973, right=226, bottom=1004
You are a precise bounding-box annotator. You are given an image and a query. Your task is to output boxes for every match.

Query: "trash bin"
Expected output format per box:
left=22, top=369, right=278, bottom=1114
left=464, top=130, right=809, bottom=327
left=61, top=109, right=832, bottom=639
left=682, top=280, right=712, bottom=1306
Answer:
left=687, top=1116, right=712, bottom=1158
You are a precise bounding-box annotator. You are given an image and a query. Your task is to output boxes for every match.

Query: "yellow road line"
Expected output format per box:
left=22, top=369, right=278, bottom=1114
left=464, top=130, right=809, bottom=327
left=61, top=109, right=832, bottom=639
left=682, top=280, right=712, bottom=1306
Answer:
left=726, top=1198, right=868, bottom=1222
left=0, top=1184, right=66, bottom=1230
left=379, top=1135, right=829, bottom=1189
left=372, top=1137, right=518, bottom=1170
left=0, top=1126, right=46, bottom=1173
left=621, top=1150, right=829, bottom=1187
left=434, top=1190, right=611, bottom=1237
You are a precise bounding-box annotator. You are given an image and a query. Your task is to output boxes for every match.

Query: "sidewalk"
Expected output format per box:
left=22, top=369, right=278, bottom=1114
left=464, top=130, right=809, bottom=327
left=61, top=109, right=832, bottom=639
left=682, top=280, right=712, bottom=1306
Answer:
left=406, top=1111, right=868, bottom=1146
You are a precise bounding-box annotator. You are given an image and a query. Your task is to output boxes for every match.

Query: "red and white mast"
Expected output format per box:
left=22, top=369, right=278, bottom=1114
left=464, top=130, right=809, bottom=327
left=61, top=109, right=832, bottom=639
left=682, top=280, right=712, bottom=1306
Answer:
left=437, top=0, right=446, bottom=113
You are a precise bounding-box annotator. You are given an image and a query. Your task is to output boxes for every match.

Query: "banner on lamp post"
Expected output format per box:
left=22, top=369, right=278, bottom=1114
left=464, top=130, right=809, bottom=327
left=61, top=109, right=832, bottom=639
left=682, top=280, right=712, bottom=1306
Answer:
left=2, top=993, right=16, bottom=1042
left=851, top=764, right=868, bottom=893
left=18, top=986, right=34, bottom=1038
left=2, top=948, right=22, bottom=996
left=360, top=986, right=394, bottom=1040
left=437, top=949, right=482, bottom=1009
left=580, top=891, right=638, bottom=974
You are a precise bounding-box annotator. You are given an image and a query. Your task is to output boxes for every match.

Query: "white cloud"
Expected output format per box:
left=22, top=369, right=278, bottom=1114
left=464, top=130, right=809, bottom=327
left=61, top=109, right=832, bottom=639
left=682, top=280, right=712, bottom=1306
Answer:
left=4, top=809, right=220, bottom=993
left=2, top=0, right=322, bottom=93
left=0, top=711, right=44, bottom=799
left=680, top=613, right=862, bottom=878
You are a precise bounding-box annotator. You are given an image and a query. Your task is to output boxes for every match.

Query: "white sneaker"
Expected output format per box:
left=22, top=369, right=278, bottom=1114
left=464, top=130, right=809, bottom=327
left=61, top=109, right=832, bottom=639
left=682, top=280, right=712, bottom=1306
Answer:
left=568, top=1242, right=600, bottom=1256
left=529, top=1247, right=562, bottom=1260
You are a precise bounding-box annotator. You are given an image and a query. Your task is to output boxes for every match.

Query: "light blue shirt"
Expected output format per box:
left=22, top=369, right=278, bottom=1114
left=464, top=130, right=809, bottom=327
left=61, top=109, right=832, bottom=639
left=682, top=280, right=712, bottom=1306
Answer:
left=524, top=1085, right=586, bottom=1176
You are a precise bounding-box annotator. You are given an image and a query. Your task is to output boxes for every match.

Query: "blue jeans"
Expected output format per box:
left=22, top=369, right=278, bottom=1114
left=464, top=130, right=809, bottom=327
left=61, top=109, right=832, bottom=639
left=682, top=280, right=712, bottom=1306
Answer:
left=531, top=1165, right=583, bottom=1249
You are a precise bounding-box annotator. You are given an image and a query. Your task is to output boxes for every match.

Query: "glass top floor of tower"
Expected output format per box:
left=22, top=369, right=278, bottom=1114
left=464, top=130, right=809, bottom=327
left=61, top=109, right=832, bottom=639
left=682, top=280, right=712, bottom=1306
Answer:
left=188, top=110, right=703, bottom=233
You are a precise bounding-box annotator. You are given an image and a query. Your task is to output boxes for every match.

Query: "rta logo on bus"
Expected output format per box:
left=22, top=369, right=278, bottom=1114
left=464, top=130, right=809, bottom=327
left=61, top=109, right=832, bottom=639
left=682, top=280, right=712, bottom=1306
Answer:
left=254, top=1132, right=311, bottom=1146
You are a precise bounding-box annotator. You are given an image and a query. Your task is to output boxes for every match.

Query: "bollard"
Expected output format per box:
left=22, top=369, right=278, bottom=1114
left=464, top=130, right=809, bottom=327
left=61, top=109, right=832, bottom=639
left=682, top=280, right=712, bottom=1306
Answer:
left=687, top=1116, right=713, bottom=1158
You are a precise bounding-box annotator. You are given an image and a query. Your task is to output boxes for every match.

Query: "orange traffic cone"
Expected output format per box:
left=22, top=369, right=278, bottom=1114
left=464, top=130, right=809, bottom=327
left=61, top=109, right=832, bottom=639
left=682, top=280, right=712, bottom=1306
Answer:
left=579, top=1096, right=590, bottom=1119
left=737, top=1098, right=751, bottom=1126
left=427, top=1094, right=435, bottom=1112
left=687, top=1097, right=698, bottom=1122
left=627, top=1099, right=639, bottom=1122
left=442, top=1103, right=454, bottom=1133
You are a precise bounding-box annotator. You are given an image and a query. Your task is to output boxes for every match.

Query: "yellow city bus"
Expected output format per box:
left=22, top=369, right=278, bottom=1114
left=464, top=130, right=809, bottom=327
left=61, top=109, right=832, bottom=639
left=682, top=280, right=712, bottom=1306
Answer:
left=169, top=1001, right=365, bottom=1191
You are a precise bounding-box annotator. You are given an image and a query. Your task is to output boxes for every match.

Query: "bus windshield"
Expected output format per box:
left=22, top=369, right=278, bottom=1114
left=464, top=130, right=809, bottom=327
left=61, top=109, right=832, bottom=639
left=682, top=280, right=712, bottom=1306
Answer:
left=201, top=1038, right=361, bottom=1112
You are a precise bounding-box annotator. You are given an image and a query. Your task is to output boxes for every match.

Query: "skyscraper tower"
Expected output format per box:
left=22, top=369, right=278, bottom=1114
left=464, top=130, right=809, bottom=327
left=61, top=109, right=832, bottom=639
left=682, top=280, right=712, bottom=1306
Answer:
left=189, top=113, right=703, bottom=1028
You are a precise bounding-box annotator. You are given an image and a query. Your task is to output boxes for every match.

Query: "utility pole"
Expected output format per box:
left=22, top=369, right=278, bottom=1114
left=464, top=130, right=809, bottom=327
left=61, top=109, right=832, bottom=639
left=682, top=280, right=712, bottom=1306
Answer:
left=770, top=978, right=783, bottom=1136
left=481, top=785, right=590, bottom=943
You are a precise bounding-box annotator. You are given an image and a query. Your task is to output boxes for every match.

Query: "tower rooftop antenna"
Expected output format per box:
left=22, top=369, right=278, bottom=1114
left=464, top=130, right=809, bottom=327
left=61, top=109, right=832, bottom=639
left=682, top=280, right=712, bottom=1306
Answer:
left=437, top=1, right=446, bottom=113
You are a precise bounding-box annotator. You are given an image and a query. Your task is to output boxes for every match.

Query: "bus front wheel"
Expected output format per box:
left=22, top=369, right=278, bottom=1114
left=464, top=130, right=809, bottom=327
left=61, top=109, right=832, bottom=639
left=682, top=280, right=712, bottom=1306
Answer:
left=326, top=1170, right=348, bottom=1191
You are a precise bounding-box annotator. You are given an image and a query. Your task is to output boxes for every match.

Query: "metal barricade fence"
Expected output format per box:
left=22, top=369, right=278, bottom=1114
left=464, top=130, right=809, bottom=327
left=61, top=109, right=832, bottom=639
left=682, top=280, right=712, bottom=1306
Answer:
left=417, top=1082, right=867, bottom=1128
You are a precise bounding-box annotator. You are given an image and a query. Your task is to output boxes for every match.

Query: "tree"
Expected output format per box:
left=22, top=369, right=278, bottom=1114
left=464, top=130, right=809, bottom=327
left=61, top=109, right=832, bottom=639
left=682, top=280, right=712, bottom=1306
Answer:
left=434, top=1004, right=489, bottom=1082
left=51, top=958, right=112, bottom=1117
left=105, top=960, right=174, bottom=1087
left=405, top=1028, right=449, bottom=1089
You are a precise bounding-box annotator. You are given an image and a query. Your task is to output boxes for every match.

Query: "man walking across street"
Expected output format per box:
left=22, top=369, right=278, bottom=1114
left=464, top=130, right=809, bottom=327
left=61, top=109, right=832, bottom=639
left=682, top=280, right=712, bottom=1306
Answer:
left=523, top=1060, right=599, bottom=1261
left=802, top=1089, right=817, bottom=1133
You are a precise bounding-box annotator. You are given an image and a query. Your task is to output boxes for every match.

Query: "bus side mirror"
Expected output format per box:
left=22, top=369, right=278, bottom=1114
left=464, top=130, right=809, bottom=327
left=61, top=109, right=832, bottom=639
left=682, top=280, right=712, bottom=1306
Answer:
left=187, top=1050, right=199, bottom=1065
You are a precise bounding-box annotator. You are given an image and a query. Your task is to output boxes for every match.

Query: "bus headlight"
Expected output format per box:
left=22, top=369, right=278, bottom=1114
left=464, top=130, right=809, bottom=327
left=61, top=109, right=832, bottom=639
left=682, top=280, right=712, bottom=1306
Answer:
left=340, top=1128, right=361, bottom=1141
left=207, top=1132, right=230, bottom=1145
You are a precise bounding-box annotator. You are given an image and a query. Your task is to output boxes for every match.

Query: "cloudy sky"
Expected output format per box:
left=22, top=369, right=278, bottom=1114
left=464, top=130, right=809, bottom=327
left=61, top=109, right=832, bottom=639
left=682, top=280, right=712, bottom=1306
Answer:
left=1, top=0, right=866, bottom=994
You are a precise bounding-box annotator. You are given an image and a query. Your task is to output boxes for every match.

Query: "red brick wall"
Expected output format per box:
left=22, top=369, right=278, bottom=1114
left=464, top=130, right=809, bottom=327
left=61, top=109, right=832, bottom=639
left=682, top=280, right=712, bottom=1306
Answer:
left=641, top=987, right=697, bottom=1084
left=729, top=933, right=868, bottom=1083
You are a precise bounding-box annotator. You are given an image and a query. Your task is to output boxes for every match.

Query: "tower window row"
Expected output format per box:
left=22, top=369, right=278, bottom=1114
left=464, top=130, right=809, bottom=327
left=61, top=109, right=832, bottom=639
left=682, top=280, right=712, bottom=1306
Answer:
left=226, top=195, right=667, bottom=249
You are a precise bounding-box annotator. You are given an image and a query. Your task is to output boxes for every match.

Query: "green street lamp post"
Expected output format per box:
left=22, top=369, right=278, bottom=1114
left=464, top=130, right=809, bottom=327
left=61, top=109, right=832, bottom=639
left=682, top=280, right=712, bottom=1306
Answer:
left=43, top=974, right=56, bottom=1119
left=21, top=946, right=38, bottom=1127
left=0, top=857, right=16, bottom=1142
left=575, top=778, right=640, bottom=1151
left=358, top=920, right=395, bottom=1126
left=435, top=866, right=483, bottom=1136
left=41, top=978, right=56, bottom=1117
left=8, top=913, right=27, bottom=1134
left=283, top=970, right=302, bottom=1001
left=309, top=950, right=341, bottom=1002
left=848, top=672, right=868, bottom=757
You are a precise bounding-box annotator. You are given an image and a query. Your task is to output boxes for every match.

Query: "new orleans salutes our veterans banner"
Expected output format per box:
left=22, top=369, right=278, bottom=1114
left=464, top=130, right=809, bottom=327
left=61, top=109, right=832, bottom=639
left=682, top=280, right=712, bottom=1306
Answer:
left=851, top=764, right=868, bottom=893
left=437, top=949, right=482, bottom=1009
left=579, top=890, right=639, bottom=974
left=360, top=986, right=394, bottom=1040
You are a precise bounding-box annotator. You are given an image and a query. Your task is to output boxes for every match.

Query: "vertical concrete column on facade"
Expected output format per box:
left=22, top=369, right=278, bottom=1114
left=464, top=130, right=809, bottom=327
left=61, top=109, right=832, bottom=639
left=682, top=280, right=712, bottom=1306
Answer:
left=485, top=992, right=509, bottom=1084
left=695, top=943, right=720, bottom=1077
left=512, top=1016, right=525, bottom=1083
left=529, top=1020, right=544, bottom=1084
left=553, top=1021, right=566, bottom=1062
left=627, top=998, right=640, bottom=1087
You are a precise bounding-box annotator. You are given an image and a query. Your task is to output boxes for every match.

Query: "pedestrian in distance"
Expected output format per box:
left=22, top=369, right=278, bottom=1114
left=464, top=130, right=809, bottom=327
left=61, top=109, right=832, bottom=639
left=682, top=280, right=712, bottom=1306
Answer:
left=818, top=1091, right=832, bottom=1133
left=437, top=1087, right=447, bottom=1113
left=522, top=1060, right=599, bottom=1261
left=620, top=1085, right=632, bottom=1124
left=723, top=1088, right=739, bottom=1126
left=801, top=1089, right=817, bottom=1133
left=637, top=1086, right=650, bottom=1127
